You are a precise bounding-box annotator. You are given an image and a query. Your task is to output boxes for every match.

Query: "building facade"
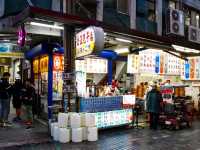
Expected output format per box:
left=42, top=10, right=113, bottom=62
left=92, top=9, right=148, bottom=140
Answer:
left=1, top=0, right=200, bottom=46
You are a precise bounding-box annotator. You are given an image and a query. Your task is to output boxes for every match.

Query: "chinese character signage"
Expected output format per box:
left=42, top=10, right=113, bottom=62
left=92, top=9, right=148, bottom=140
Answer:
left=75, top=58, right=107, bottom=74
left=18, top=25, right=26, bottom=47
left=127, top=54, right=139, bottom=74
left=53, top=55, right=64, bottom=71
left=75, top=26, right=104, bottom=58
left=40, top=56, right=48, bottom=73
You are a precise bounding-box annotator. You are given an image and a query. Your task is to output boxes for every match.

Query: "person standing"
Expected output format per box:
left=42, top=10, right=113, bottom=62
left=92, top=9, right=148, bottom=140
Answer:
left=0, top=72, right=12, bottom=127
left=146, top=82, right=162, bottom=130
left=21, top=79, right=35, bottom=129
left=12, top=79, right=23, bottom=122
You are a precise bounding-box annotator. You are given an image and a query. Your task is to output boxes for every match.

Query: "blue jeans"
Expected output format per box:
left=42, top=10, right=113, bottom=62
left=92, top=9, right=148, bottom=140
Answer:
left=0, top=98, right=10, bottom=122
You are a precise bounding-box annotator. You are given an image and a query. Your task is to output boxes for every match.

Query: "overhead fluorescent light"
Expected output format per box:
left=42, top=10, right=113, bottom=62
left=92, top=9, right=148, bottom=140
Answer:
left=172, top=44, right=200, bottom=53
left=2, top=39, right=10, bottom=42
left=115, top=48, right=129, bottom=54
left=30, top=22, right=64, bottom=30
left=115, top=38, right=132, bottom=43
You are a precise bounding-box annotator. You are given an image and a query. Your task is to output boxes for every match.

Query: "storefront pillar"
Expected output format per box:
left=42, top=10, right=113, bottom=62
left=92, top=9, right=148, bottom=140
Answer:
left=108, top=59, right=113, bottom=85
left=48, top=54, right=53, bottom=119
left=63, top=0, right=75, bottom=112
left=63, top=25, right=75, bottom=112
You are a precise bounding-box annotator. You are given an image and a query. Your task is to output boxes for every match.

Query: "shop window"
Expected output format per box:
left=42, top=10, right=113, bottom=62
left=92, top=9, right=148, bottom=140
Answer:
left=169, top=0, right=177, bottom=9
left=117, top=0, right=129, bottom=15
left=184, top=7, right=191, bottom=26
left=147, top=0, right=156, bottom=22
left=196, top=14, right=200, bottom=27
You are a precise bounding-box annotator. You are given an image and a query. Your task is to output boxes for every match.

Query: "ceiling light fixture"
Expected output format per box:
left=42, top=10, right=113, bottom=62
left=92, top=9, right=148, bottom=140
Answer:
left=30, top=22, right=64, bottom=30
left=115, top=38, right=132, bottom=43
left=2, top=39, right=10, bottom=42
left=172, top=44, right=200, bottom=54
left=115, top=48, right=129, bottom=54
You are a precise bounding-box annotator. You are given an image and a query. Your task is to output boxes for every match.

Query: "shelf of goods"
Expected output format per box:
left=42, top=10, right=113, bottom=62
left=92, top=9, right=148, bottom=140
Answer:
left=79, top=96, right=133, bottom=129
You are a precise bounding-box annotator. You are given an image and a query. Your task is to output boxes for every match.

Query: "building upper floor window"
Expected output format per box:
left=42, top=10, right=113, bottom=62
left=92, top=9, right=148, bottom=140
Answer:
left=117, top=0, right=129, bottom=15
left=147, top=0, right=156, bottom=22
left=169, top=0, right=177, bottom=9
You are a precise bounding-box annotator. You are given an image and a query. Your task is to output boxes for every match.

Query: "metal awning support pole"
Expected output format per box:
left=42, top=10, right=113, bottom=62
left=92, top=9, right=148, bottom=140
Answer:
left=63, top=0, right=75, bottom=112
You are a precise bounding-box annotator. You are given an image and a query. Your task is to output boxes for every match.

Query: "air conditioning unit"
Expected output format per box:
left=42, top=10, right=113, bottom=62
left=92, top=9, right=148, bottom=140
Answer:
left=188, top=25, right=200, bottom=44
left=166, top=8, right=184, bottom=36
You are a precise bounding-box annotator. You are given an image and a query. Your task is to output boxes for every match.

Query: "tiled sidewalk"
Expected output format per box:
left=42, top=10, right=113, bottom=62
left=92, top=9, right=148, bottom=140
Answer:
left=2, top=121, right=200, bottom=150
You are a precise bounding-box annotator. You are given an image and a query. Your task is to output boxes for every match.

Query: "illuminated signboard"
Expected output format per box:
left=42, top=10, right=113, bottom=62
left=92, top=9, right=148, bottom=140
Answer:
left=40, top=56, right=48, bottom=73
left=75, top=58, right=108, bottom=74
left=18, top=25, right=26, bottom=47
left=75, top=26, right=104, bottom=58
left=127, top=54, right=139, bottom=74
left=53, top=55, right=64, bottom=71
left=33, top=58, right=39, bottom=74
left=123, top=95, right=136, bottom=105
left=95, top=109, right=132, bottom=128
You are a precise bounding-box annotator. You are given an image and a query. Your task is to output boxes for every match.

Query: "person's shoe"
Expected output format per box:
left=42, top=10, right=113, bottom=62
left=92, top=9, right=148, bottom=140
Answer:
left=17, top=117, right=22, bottom=121
left=13, top=117, right=18, bottom=122
left=26, top=126, right=33, bottom=130
left=4, top=121, right=12, bottom=127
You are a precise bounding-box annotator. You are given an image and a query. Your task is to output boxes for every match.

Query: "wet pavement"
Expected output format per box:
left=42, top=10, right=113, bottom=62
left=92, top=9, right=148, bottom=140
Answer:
left=0, top=119, right=51, bottom=149
left=1, top=121, right=200, bottom=150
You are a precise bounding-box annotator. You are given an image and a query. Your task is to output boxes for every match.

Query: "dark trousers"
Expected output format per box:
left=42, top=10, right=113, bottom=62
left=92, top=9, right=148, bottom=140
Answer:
left=0, top=98, right=10, bottom=122
left=149, top=112, right=159, bottom=130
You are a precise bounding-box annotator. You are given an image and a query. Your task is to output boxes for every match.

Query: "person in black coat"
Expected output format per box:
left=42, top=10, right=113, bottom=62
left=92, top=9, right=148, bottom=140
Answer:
left=146, top=83, right=163, bottom=130
left=21, top=79, right=35, bottom=128
left=12, top=79, right=23, bottom=121
left=0, top=72, right=12, bottom=126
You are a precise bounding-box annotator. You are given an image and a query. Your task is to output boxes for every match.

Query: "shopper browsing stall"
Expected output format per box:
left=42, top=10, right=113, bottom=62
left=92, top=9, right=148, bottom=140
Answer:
left=146, top=82, right=163, bottom=130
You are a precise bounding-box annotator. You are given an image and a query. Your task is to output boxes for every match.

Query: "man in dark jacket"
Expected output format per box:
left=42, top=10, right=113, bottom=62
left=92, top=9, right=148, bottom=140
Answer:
left=12, top=79, right=23, bottom=121
left=22, top=79, right=35, bottom=129
left=146, top=82, right=162, bottom=130
left=0, top=72, right=11, bottom=126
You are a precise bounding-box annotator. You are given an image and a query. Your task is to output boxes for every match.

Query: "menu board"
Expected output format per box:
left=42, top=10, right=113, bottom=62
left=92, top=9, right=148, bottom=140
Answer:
left=163, top=54, right=180, bottom=75
left=75, top=58, right=108, bottom=74
left=183, top=57, right=200, bottom=80
left=139, top=51, right=156, bottom=73
left=127, top=54, right=139, bottom=74
left=128, top=50, right=184, bottom=76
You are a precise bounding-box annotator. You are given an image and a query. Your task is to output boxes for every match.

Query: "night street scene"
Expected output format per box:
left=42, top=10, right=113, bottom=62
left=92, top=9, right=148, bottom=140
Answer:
left=1, top=0, right=200, bottom=150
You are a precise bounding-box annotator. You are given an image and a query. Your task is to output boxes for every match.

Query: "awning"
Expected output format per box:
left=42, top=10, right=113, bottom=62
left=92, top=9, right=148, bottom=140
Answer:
left=11, top=6, right=200, bottom=55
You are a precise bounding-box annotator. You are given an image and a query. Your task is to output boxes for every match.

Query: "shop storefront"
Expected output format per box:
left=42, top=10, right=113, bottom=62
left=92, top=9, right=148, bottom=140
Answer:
left=26, top=43, right=64, bottom=119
